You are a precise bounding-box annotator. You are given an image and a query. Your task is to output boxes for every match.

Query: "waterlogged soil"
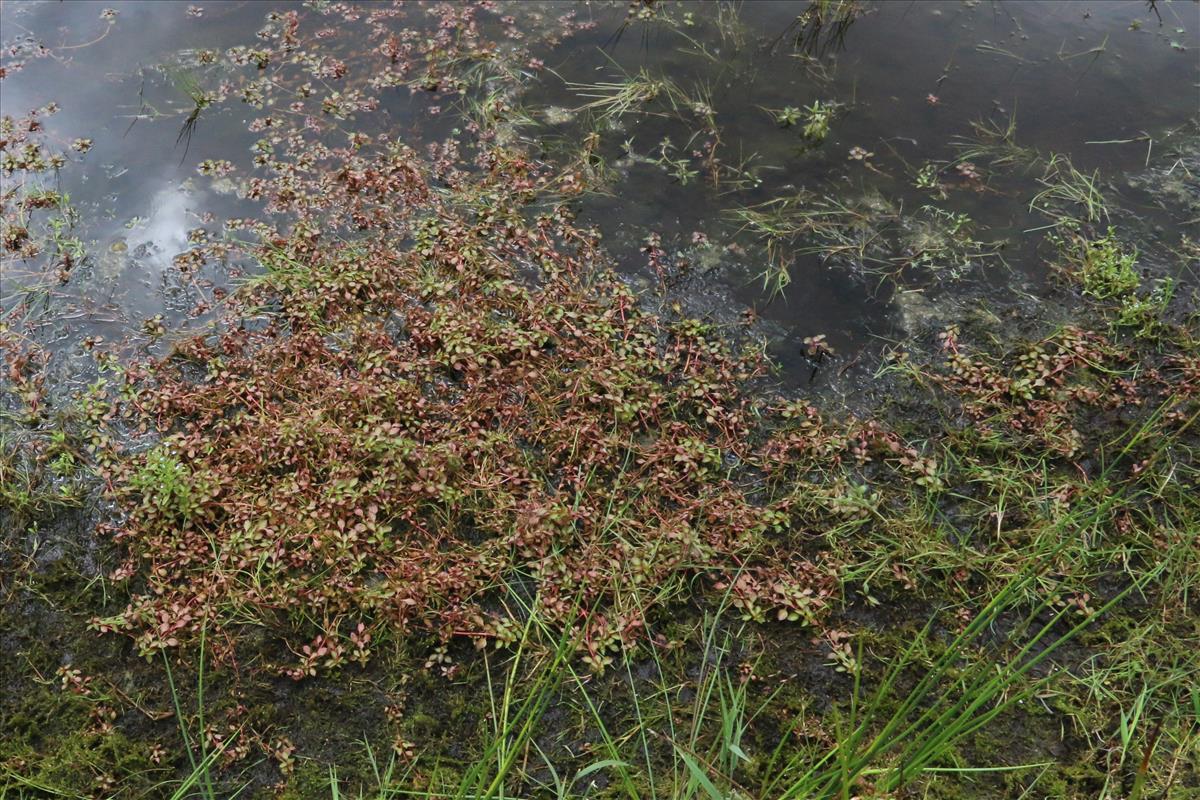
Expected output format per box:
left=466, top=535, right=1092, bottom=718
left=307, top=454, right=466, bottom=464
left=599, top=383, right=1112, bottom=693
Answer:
left=2, top=1, right=1199, bottom=798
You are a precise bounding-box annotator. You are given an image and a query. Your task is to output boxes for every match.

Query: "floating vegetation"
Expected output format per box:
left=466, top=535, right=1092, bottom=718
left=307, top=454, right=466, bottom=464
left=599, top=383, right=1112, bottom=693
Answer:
left=1031, top=153, right=1110, bottom=226
left=93, top=179, right=845, bottom=672
left=951, top=110, right=1040, bottom=171
left=732, top=191, right=1003, bottom=294
left=732, top=192, right=891, bottom=294
left=567, top=69, right=692, bottom=125
left=769, top=105, right=804, bottom=127
left=762, top=99, right=842, bottom=142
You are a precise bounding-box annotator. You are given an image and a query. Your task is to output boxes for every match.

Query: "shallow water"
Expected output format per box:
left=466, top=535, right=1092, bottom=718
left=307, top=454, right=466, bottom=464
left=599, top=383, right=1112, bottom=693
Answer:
left=2, top=0, right=1197, bottom=383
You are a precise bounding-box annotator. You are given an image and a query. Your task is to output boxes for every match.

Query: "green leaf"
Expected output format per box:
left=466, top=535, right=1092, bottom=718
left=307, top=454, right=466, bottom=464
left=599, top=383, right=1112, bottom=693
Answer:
left=674, top=745, right=726, bottom=800
left=571, top=758, right=630, bottom=787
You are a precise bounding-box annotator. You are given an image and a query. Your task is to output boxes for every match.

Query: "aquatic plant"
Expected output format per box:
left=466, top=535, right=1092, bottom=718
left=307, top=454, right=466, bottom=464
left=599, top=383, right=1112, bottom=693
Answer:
left=732, top=191, right=890, bottom=295
left=1058, top=228, right=1140, bottom=300
left=952, top=110, right=1040, bottom=171
left=771, top=0, right=863, bottom=56
left=770, top=106, right=803, bottom=127
left=801, top=100, right=839, bottom=142
left=1031, top=153, right=1109, bottom=226
left=567, top=69, right=691, bottom=125
left=94, top=145, right=847, bottom=675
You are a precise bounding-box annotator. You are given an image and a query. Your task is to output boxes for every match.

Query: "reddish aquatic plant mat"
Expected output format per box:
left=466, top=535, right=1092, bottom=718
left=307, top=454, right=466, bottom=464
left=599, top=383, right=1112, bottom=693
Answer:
left=94, top=150, right=840, bottom=676
left=78, top=0, right=1200, bottom=680
left=32, top=0, right=842, bottom=677
left=928, top=323, right=1200, bottom=460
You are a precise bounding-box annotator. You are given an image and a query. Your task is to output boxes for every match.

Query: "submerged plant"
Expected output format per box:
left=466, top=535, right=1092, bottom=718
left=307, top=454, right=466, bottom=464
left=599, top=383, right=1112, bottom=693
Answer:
left=772, top=0, right=863, bottom=56
left=771, top=105, right=803, bottom=127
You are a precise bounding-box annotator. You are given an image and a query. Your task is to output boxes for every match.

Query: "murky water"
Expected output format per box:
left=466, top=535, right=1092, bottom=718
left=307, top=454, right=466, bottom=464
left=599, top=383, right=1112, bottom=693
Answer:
left=3, top=0, right=1197, bottom=386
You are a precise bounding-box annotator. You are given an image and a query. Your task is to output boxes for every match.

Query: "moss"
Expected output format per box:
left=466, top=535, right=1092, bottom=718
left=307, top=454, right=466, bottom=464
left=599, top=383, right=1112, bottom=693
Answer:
left=274, top=759, right=332, bottom=800
left=1, top=683, right=160, bottom=797
left=406, top=712, right=439, bottom=740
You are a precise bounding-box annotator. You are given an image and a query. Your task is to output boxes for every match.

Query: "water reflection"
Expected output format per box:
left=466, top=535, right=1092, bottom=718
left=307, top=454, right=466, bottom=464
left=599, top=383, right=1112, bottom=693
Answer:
left=128, top=184, right=202, bottom=272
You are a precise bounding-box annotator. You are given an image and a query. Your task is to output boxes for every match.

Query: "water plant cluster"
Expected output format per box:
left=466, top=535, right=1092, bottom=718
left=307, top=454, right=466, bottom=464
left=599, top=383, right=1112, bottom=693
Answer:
left=97, top=161, right=839, bottom=675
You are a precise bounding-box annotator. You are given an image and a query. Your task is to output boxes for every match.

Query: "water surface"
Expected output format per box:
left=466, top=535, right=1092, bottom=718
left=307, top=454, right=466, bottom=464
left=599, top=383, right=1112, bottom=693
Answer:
left=3, top=0, right=1197, bottom=386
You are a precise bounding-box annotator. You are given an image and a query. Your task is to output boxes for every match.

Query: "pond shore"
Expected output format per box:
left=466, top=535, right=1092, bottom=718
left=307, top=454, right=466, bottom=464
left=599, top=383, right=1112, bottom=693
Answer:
left=3, top=2, right=1198, bottom=797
